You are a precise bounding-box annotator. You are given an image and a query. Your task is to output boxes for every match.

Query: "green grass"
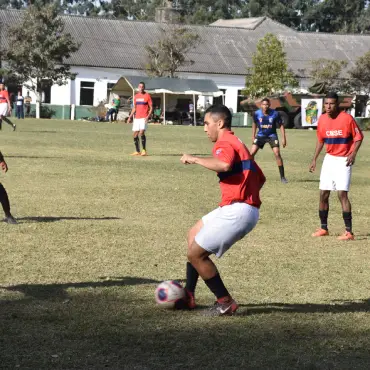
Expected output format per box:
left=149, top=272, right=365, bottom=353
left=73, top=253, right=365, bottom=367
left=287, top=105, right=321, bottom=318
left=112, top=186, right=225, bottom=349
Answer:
left=0, top=119, right=369, bottom=369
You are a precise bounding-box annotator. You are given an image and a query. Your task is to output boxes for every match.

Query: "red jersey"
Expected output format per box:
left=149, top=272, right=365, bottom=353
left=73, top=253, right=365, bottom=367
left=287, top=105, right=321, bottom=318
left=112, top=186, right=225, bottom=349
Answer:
left=0, top=90, right=9, bottom=102
left=317, top=112, right=363, bottom=157
left=134, top=92, right=152, bottom=119
left=213, top=131, right=266, bottom=208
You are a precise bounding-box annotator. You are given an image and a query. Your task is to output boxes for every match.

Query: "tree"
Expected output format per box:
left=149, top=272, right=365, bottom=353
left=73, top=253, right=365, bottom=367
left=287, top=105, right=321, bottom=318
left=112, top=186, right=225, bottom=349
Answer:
left=309, top=58, right=349, bottom=94
left=349, top=51, right=370, bottom=96
left=5, top=3, right=80, bottom=118
left=145, top=25, right=200, bottom=78
left=244, top=33, right=298, bottom=98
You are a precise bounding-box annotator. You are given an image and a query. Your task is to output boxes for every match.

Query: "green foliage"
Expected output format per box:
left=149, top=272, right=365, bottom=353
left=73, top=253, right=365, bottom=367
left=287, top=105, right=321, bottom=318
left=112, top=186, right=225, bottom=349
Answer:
left=244, top=33, right=298, bottom=98
left=5, top=3, right=80, bottom=107
left=309, top=59, right=349, bottom=94
left=145, top=26, right=200, bottom=78
left=349, top=51, right=370, bottom=96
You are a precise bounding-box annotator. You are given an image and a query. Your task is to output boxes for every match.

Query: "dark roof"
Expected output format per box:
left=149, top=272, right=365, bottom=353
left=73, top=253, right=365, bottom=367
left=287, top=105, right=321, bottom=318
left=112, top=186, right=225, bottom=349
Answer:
left=1, top=9, right=370, bottom=76
left=113, top=75, right=220, bottom=94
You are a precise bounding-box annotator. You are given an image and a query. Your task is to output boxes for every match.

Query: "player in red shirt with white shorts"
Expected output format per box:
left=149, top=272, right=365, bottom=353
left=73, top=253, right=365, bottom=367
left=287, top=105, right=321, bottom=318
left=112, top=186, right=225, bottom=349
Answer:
left=179, top=105, right=266, bottom=316
left=0, top=83, right=16, bottom=131
left=309, top=92, right=363, bottom=240
left=127, top=82, right=152, bottom=156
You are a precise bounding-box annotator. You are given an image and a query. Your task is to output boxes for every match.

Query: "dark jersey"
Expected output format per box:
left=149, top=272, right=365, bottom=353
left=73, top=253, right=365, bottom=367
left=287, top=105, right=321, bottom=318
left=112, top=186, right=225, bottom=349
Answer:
left=253, top=109, right=282, bottom=138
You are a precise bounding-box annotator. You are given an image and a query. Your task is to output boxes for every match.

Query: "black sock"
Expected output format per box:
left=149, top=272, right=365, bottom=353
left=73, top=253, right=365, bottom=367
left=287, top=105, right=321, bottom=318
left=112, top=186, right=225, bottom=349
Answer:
left=141, top=135, right=146, bottom=151
left=343, top=212, right=352, bottom=233
left=319, top=209, right=329, bottom=230
left=0, top=119, right=2, bottom=129
left=3, top=117, right=13, bottom=127
left=134, top=137, right=140, bottom=152
left=185, top=262, right=199, bottom=294
left=278, top=165, right=285, bottom=179
left=204, top=273, right=229, bottom=300
left=0, top=183, right=11, bottom=217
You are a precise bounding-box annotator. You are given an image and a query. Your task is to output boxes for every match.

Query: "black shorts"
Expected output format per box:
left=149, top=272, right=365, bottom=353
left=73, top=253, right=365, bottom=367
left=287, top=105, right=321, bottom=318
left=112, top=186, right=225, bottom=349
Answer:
left=254, top=136, right=279, bottom=149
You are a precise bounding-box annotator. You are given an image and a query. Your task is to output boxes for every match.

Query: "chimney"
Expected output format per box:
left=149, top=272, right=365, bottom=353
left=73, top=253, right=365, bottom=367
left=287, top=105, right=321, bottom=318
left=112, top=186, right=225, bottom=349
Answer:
left=155, top=1, right=180, bottom=23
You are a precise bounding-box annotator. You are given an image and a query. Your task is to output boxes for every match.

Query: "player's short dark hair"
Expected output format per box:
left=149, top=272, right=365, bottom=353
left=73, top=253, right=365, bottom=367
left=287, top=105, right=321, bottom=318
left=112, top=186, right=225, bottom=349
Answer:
left=205, top=105, right=232, bottom=128
left=261, top=98, right=270, bottom=104
left=325, top=91, right=339, bottom=102
left=139, top=81, right=145, bottom=88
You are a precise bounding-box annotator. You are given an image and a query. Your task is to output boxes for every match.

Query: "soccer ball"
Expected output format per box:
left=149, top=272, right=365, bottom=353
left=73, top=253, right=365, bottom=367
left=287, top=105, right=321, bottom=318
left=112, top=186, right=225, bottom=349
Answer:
left=155, top=280, right=185, bottom=308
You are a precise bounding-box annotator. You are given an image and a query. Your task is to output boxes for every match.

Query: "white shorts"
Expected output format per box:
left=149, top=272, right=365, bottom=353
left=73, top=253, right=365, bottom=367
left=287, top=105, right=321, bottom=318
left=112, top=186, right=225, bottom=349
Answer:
left=195, top=202, right=259, bottom=258
left=0, top=102, right=8, bottom=116
left=132, top=118, right=147, bottom=132
left=319, top=153, right=352, bottom=191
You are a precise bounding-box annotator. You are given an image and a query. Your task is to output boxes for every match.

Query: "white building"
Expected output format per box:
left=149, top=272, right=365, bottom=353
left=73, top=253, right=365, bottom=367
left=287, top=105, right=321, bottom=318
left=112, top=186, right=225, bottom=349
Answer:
left=1, top=9, right=370, bottom=115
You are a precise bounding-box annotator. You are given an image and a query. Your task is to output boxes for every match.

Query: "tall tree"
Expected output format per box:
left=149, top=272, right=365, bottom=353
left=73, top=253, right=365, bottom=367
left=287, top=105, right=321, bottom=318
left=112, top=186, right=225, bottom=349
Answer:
left=349, top=51, right=370, bottom=96
left=244, top=33, right=298, bottom=98
left=145, top=25, right=200, bottom=77
left=5, top=3, right=80, bottom=118
left=309, top=59, right=349, bottom=94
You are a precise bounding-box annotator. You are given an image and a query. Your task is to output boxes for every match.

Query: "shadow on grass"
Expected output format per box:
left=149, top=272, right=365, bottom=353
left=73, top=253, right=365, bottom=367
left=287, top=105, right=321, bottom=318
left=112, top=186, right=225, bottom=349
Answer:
left=1, top=277, right=163, bottom=300
left=1, top=289, right=370, bottom=369
left=241, top=299, right=370, bottom=315
left=19, top=130, right=58, bottom=134
left=154, top=153, right=209, bottom=157
left=295, top=179, right=320, bottom=183
left=17, top=216, right=120, bottom=223
left=7, top=155, right=62, bottom=159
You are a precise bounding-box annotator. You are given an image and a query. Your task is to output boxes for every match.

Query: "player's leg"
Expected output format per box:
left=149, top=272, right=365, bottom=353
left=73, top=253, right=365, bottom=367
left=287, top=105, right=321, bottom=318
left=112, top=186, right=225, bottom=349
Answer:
left=312, top=190, right=330, bottom=236
left=271, top=144, right=287, bottom=183
left=0, top=183, right=17, bottom=224
left=131, top=120, right=141, bottom=155
left=336, top=160, right=354, bottom=240
left=249, top=143, right=261, bottom=159
left=139, top=127, right=147, bottom=156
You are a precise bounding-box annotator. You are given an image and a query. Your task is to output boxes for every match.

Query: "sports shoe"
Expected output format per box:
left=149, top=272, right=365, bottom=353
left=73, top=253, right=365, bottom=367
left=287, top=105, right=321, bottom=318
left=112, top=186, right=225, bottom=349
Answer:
left=337, top=231, right=355, bottom=240
left=13, top=124, right=16, bottom=131
left=4, top=215, right=17, bottom=224
left=174, top=289, right=196, bottom=310
left=312, top=228, right=329, bottom=237
left=204, top=298, right=239, bottom=316
left=141, top=149, right=147, bottom=156
left=281, top=177, right=288, bottom=184
left=130, top=151, right=140, bottom=156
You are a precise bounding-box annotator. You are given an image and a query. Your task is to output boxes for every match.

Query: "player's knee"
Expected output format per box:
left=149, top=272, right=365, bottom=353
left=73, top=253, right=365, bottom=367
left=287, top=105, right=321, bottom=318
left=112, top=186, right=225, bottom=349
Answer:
left=338, top=191, right=348, bottom=201
left=320, top=191, right=330, bottom=202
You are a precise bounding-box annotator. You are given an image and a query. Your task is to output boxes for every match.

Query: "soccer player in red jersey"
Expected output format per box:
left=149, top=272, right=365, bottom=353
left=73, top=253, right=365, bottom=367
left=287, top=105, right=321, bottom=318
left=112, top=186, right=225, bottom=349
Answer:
left=0, top=151, right=17, bottom=224
left=309, top=92, right=363, bottom=240
left=179, top=105, right=266, bottom=315
left=0, top=83, right=16, bottom=131
left=127, top=82, right=153, bottom=156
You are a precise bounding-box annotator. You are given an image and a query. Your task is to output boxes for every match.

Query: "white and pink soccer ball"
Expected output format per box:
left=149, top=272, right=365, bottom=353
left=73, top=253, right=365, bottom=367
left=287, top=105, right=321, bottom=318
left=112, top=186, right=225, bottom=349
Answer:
left=155, top=280, right=185, bottom=308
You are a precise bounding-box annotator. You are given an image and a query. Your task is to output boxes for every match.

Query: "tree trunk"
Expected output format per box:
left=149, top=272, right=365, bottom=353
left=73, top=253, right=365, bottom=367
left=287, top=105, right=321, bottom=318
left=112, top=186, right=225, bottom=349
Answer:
left=36, top=88, right=42, bottom=119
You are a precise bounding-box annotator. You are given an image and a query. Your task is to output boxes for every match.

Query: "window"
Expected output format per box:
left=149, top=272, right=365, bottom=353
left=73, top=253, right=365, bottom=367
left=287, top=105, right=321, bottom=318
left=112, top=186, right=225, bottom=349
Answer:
left=237, top=89, right=247, bottom=112
left=107, top=83, right=115, bottom=100
left=42, top=85, right=51, bottom=104
left=80, top=81, right=95, bottom=105
left=214, top=89, right=226, bottom=106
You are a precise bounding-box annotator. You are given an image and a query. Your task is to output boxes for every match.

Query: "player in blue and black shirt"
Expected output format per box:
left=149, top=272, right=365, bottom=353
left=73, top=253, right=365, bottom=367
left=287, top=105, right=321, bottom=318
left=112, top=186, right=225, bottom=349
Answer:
left=251, top=98, right=288, bottom=183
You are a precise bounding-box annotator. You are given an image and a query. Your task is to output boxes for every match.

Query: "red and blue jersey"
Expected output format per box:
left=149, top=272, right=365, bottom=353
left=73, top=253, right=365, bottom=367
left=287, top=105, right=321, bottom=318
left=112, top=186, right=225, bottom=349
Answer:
left=317, top=112, right=363, bottom=157
left=134, top=92, right=152, bottom=119
left=213, top=131, right=266, bottom=208
left=0, top=90, right=9, bottom=103
left=253, top=108, right=282, bottom=138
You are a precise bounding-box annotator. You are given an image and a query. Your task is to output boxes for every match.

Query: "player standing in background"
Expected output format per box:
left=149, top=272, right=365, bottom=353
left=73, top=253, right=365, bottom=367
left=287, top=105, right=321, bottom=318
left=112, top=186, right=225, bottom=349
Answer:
left=250, top=98, right=287, bottom=183
left=0, top=151, right=17, bottom=224
left=179, top=105, right=265, bottom=316
left=309, top=92, right=363, bottom=240
left=0, top=83, right=16, bottom=131
left=127, top=82, right=153, bottom=156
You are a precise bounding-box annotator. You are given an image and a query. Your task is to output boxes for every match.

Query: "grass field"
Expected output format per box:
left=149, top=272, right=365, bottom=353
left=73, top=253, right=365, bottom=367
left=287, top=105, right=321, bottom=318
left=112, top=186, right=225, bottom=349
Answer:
left=0, top=119, right=369, bottom=369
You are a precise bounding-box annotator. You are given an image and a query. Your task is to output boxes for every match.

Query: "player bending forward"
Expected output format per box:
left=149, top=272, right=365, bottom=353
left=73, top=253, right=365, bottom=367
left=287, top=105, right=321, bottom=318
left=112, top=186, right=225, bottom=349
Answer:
left=179, top=105, right=265, bottom=316
left=309, top=92, right=363, bottom=240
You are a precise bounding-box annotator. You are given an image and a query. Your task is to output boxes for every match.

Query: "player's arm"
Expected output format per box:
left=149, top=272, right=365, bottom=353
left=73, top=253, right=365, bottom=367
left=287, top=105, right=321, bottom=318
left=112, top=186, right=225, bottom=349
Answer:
left=279, top=123, right=287, bottom=147
left=346, top=120, right=364, bottom=166
left=180, top=155, right=231, bottom=172
left=128, top=105, right=136, bottom=122
left=0, top=151, right=8, bottom=173
left=5, top=94, right=11, bottom=114
left=146, top=96, right=153, bottom=121
left=309, top=141, right=324, bottom=172
left=252, top=113, right=258, bottom=141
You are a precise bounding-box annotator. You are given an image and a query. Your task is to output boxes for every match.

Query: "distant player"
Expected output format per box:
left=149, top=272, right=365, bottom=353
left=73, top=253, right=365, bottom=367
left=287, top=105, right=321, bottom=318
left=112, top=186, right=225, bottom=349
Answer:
left=250, top=98, right=287, bottom=183
left=0, top=83, right=16, bottom=131
left=127, top=82, right=153, bottom=156
left=0, top=151, right=17, bottom=224
left=179, top=105, right=265, bottom=316
left=309, top=92, right=363, bottom=240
